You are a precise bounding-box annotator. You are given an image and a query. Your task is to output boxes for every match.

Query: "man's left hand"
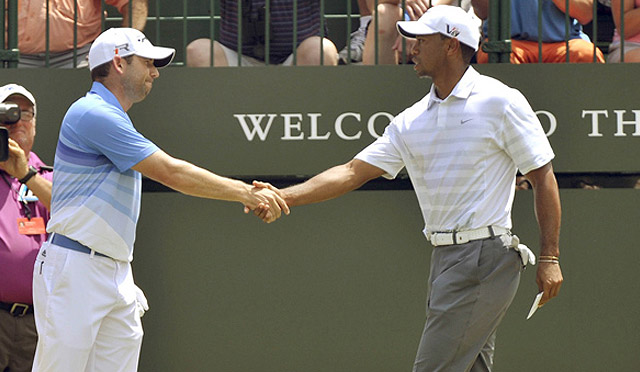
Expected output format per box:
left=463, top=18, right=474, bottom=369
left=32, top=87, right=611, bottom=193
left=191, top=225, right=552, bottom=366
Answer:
left=0, top=138, right=29, bottom=179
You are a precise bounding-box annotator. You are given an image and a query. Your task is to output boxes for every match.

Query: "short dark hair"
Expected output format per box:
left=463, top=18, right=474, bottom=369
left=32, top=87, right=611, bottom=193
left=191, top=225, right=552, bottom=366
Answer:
left=460, top=44, right=476, bottom=65
left=91, top=55, right=135, bottom=82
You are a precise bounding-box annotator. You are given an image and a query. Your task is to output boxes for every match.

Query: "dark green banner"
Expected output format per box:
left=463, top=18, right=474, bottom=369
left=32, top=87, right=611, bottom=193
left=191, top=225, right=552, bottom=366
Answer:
left=3, top=64, right=638, bottom=174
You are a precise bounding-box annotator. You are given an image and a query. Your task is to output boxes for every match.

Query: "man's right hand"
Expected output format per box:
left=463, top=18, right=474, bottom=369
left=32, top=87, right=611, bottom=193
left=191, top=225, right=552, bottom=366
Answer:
left=243, top=182, right=289, bottom=223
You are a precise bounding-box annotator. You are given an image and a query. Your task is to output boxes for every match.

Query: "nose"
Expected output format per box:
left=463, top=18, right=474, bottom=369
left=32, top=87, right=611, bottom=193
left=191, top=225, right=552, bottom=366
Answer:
left=150, top=65, right=159, bottom=79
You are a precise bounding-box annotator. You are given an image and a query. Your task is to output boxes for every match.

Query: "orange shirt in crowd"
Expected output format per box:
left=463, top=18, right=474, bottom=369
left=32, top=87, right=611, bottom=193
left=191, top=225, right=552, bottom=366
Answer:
left=17, top=0, right=128, bottom=54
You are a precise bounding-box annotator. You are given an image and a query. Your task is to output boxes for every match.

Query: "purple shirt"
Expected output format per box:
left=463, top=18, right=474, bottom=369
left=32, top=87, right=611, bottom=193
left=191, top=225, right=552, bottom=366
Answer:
left=0, top=152, right=52, bottom=304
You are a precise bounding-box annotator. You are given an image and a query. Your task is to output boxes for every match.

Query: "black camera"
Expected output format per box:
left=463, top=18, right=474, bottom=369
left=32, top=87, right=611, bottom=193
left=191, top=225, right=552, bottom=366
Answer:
left=0, top=102, right=20, bottom=125
left=0, top=102, right=19, bottom=162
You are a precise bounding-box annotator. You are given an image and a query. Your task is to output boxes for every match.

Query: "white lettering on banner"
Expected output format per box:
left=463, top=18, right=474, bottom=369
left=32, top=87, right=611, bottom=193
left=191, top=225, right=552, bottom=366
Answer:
left=582, top=110, right=640, bottom=137
left=235, top=110, right=640, bottom=141
left=308, top=113, right=330, bottom=140
left=535, top=110, right=557, bottom=137
left=368, top=112, right=395, bottom=138
left=582, top=110, right=608, bottom=137
left=234, top=114, right=278, bottom=141
left=335, top=112, right=362, bottom=140
left=234, top=112, right=395, bottom=141
left=614, top=110, right=640, bottom=137
left=282, top=113, right=304, bottom=140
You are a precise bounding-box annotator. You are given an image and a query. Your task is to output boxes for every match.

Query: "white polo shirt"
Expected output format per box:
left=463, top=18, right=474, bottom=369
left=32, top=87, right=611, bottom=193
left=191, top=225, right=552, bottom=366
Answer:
left=355, top=67, right=554, bottom=235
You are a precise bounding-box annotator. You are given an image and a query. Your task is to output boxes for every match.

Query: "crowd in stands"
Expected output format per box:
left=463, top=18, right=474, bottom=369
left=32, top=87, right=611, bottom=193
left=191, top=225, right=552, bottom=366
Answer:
left=2, top=0, right=640, bottom=68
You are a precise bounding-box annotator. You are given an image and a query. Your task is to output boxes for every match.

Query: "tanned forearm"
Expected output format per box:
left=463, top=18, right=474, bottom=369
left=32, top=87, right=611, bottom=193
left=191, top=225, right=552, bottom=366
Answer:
left=282, top=159, right=385, bottom=207
left=121, top=0, right=148, bottom=31
left=551, top=0, right=594, bottom=24
left=530, top=167, right=562, bottom=257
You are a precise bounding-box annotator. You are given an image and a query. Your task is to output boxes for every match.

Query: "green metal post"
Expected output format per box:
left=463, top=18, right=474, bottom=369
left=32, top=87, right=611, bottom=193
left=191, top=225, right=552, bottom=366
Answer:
left=487, top=0, right=499, bottom=63
left=293, top=0, right=298, bottom=65
left=265, top=0, right=270, bottom=65
left=499, top=0, right=510, bottom=62
left=538, top=0, right=543, bottom=62
left=621, top=0, right=625, bottom=62
left=592, top=0, right=598, bottom=62
left=8, top=0, right=19, bottom=68
left=155, top=0, right=161, bottom=44
left=565, top=0, right=570, bottom=62
left=210, top=0, right=216, bottom=67
left=319, top=0, right=324, bottom=66
left=374, top=0, right=378, bottom=65
left=346, top=0, right=352, bottom=64
left=184, top=0, right=188, bottom=67
left=74, top=0, right=78, bottom=67
left=237, top=0, right=242, bottom=66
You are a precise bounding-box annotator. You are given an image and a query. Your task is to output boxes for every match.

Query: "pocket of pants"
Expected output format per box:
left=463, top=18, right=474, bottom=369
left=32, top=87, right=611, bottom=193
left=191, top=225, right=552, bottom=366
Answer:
left=39, top=244, right=72, bottom=295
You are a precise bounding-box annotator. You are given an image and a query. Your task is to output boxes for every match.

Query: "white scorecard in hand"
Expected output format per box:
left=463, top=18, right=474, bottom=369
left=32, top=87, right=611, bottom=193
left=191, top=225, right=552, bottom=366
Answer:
left=526, top=292, right=544, bottom=320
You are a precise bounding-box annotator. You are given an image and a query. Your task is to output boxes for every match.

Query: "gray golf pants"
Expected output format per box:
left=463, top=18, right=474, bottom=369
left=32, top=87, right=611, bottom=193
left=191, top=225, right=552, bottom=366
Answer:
left=413, top=236, right=522, bottom=372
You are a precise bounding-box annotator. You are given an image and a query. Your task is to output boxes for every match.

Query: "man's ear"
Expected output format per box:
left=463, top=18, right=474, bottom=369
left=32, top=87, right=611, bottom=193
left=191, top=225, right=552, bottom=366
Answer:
left=112, top=55, right=125, bottom=74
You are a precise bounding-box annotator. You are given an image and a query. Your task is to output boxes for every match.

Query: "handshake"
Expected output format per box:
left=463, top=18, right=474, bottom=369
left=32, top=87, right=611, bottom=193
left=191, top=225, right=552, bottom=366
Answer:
left=242, top=180, right=290, bottom=223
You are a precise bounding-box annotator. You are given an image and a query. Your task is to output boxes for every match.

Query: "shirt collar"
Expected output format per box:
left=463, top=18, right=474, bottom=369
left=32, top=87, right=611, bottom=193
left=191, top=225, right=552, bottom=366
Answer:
left=89, top=81, right=125, bottom=113
left=427, top=66, right=479, bottom=109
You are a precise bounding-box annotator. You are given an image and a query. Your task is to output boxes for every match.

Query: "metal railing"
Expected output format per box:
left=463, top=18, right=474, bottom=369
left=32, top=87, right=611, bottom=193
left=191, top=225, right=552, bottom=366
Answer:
left=0, top=0, right=631, bottom=68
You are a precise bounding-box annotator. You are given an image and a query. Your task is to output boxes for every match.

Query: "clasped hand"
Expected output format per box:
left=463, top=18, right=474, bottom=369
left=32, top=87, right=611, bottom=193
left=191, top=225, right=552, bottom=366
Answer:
left=243, top=181, right=289, bottom=223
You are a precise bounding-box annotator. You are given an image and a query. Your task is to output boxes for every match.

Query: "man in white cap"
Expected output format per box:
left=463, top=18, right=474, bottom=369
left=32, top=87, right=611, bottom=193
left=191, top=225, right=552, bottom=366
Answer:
left=31, top=28, right=289, bottom=372
left=253, top=5, right=563, bottom=371
left=0, top=84, right=52, bottom=372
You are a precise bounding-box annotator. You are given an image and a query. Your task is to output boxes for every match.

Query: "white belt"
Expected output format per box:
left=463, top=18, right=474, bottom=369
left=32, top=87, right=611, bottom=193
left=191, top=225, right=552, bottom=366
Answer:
left=427, top=227, right=537, bottom=267
left=427, top=226, right=510, bottom=247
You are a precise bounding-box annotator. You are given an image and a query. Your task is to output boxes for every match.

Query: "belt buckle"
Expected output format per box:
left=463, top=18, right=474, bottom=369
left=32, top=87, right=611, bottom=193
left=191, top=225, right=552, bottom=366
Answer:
left=431, top=232, right=454, bottom=246
left=10, top=303, right=29, bottom=317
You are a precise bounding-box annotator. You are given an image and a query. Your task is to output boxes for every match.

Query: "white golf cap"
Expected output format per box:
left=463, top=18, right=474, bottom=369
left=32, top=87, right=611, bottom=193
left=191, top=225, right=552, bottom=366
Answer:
left=396, top=5, right=480, bottom=51
left=0, top=83, right=36, bottom=115
left=89, top=28, right=176, bottom=71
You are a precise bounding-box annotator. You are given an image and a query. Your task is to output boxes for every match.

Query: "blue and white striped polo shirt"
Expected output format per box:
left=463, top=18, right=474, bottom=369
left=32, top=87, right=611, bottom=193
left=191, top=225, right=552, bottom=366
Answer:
left=47, top=82, right=159, bottom=262
left=355, top=67, right=554, bottom=236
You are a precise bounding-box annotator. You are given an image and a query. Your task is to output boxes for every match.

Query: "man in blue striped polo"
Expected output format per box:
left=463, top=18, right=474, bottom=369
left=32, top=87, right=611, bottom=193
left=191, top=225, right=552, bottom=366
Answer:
left=31, top=27, right=289, bottom=372
left=255, top=5, right=563, bottom=371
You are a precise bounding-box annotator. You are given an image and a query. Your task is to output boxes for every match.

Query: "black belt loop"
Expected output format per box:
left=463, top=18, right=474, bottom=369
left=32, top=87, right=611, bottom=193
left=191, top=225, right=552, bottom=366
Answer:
left=488, top=226, right=496, bottom=238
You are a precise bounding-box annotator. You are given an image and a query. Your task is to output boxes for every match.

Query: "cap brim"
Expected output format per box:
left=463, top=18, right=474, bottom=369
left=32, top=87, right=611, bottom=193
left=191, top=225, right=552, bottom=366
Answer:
left=396, top=21, right=439, bottom=39
left=136, top=46, right=176, bottom=69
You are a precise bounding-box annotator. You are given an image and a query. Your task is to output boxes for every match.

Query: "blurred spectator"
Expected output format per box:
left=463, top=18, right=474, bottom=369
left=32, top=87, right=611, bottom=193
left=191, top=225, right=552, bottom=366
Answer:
left=473, top=0, right=606, bottom=63
left=339, top=0, right=371, bottom=64
left=607, top=0, right=640, bottom=62
left=15, top=0, right=148, bottom=68
left=0, top=84, right=52, bottom=372
left=363, top=0, right=475, bottom=65
left=187, top=0, right=338, bottom=67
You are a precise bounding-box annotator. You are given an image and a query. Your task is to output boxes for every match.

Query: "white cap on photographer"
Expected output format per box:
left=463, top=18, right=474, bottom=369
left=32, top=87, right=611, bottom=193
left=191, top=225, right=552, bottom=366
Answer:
left=396, top=5, right=480, bottom=52
left=0, top=84, right=36, bottom=116
left=88, top=28, right=176, bottom=71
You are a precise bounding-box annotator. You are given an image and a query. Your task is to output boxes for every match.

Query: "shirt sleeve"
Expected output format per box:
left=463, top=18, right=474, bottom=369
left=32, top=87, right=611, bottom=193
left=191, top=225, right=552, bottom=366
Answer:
left=75, top=106, right=159, bottom=173
left=354, top=118, right=406, bottom=180
left=501, top=90, right=555, bottom=175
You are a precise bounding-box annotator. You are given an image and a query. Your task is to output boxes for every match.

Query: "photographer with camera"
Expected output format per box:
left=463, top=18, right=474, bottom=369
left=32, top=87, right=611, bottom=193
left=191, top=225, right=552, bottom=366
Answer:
left=0, top=84, right=52, bottom=372
left=186, top=0, right=338, bottom=67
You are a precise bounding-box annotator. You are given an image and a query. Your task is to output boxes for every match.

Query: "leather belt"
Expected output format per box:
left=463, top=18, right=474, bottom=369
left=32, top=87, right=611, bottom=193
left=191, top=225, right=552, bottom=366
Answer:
left=427, top=226, right=510, bottom=247
left=0, top=301, right=32, bottom=317
left=51, top=234, right=109, bottom=258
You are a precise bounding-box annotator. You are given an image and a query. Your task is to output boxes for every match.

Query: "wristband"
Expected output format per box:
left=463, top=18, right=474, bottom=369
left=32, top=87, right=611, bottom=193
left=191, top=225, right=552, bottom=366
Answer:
left=18, top=166, right=38, bottom=184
